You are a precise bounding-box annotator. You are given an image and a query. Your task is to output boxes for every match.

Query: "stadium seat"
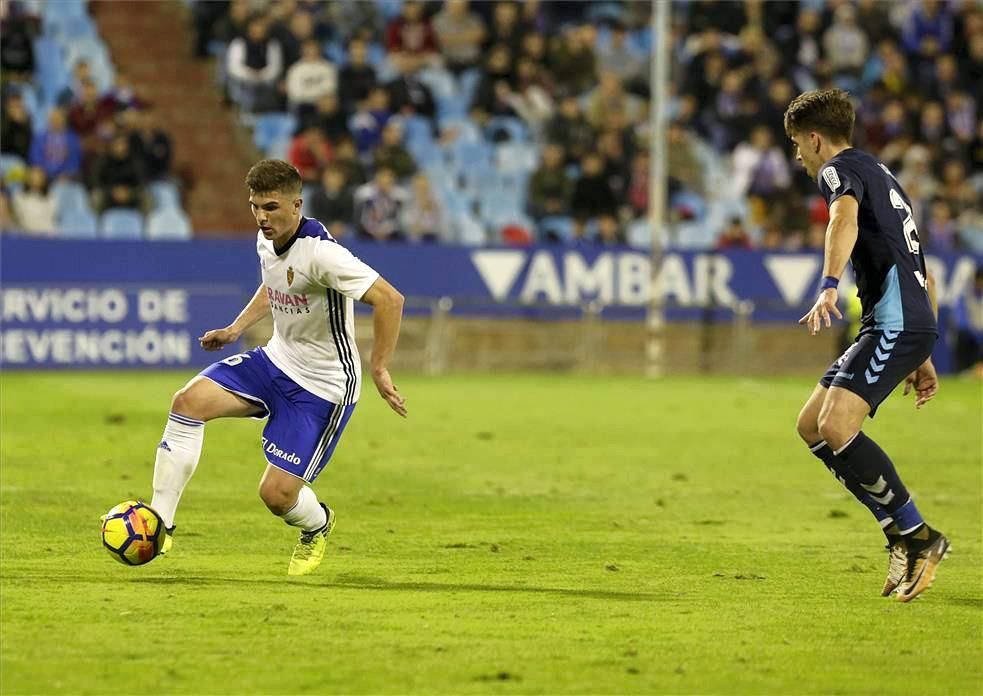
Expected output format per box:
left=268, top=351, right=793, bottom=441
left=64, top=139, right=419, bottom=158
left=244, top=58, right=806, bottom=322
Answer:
left=495, top=143, right=538, bottom=174
left=146, top=208, right=193, bottom=240
left=452, top=212, right=487, bottom=246
left=148, top=180, right=181, bottom=211
left=457, top=69, right=481, bottom=106
left=485, top=117, right=529, bottom=144
left=0, top=154, right=27, bottom=180
left=51, top=180, right=91, bottom=216
left=625, top=218, right=651, bottom=248
left=57, top=208, right=99, bottom=239
left=418, top=68, right=456, bottom=101
left=99, top=209, right=144, bottom=239
left=253, top=113, right=297, bottom=152
left=539, top=216, right=575, bottom=243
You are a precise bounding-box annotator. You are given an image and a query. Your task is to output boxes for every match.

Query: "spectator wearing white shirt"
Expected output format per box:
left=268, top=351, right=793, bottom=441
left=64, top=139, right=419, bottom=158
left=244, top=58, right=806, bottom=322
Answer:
left=12, top=167, right=57, bottom=236
left=286, top=39, right=338, bottom=118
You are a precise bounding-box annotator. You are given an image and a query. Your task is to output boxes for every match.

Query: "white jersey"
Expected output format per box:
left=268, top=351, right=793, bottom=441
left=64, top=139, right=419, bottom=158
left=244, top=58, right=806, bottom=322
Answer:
left=258, top=218, right=379, bottom=404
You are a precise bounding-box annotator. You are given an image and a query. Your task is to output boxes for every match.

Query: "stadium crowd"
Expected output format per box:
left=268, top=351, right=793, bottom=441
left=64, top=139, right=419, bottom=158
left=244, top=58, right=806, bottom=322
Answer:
left=0, top=1, right=182, bottom=237
left=186, top=0, right=981, bottom=250
left=1, top=0, right=981, bottom=250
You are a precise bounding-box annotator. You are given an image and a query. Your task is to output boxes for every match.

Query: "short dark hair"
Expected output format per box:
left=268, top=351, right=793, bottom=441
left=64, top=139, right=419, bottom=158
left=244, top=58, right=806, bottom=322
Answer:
left=784, top=89, right=855, bottom=143
left=245, top=160, right=302, bottom=195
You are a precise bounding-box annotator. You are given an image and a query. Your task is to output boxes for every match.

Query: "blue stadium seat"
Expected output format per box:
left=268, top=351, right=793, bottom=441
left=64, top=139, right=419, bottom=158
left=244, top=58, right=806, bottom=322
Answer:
left=418, top=68, right=456, bottom=100
left=253, top=113, right=297, bottom=152
left=300, top=184, right=317, bottom=217
left=495, top=143, right=538, bottom=174
left=148, top=181, right=181, bottom=211
left=485, top=117, right=529, bottom=144
left=146, top=208, right=193, bottom=240
left=51, top=180, right=91, bottom=217
left=44, top=13, right=97, bottom=42
left=625, top=219, right=651, bottom=248
left=42, top=0, right=87, bottom=22
left=452, top=212, right=486, bottom=246
left=539, top=216, right=575, bottom=243
left=457, top=69, right=481, bottom=106
left=323, top=40, right=346, bottom=65
left=99, top=209, right=144, bottom=239
left=58, top=208, right=99, bottom=239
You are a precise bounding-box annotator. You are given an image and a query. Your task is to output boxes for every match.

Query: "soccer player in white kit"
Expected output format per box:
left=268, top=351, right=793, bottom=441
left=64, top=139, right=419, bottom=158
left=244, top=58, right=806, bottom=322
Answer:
left=148, top=160, right=407, bottom=575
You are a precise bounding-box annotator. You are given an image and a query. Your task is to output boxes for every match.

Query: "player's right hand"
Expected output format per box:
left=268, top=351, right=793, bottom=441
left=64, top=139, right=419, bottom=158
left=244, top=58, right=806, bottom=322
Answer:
left=799, top=288, right=843, bottom=335
left=903, top=358, right=938, bottom=409
left=372, top=368, right=407, bottom=418
left=198, top=326, right=241, bottom=351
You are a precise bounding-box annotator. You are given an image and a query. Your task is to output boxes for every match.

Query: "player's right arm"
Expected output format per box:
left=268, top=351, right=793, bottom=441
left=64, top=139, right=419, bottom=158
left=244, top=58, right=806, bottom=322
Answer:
left=903, top=272, right=939, bottom=408
left=799, top=195, right=858, bottom=334
left=199, top=283, right=271, bottom=351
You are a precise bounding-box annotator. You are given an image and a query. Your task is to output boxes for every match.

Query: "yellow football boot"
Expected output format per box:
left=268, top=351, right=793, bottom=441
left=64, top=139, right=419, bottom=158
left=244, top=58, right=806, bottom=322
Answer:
left=287, top=504, right=335, bottom=576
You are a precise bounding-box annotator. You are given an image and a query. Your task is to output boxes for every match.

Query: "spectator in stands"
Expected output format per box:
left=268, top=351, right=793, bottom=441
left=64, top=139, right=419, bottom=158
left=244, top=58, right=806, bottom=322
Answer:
left=353, top=166, right=409, bottom=241
left=226, top=15, right=283, bottom=113
left=0, top=189, right=16, bottom=232
left=213, top=0, right=251, bottom=45
left=585, top=72, right=642, bottom=131
left=1, top=91, right=32, bottom=162
left=400, top=173, right=446, bottom=242
left=944, top=91, right=977, bottom=145
left=938, top=159, right=976, bottom=216
left=485, top=1, right=527, bottom=56
left=928, top=53, right=964, bottom=101
left=627, top=151, right=649, bottom=217
left=67, top=79, right=118, bottom=157
left=307, top=164, right=354, bottom=237
left=596, top=21, right=645, bottom=93
left=545, top=95, right=594, bottom=165
left=56, top=60, right=94, bottom=108
left=924, top=197, right=957, bottom=252
left=94, top=133, right=146, bottom=212
left=11, top=167, right=57, bottom=236
left=322, top=1, right=382, bottom=41
left=350, top=87, right=391, bottom=155
left=952, top=268, right=983, bottom=374
left=571, top=153, right=617, bottom=234
left=519, top=31, right=548, bottom=66
left=502, top=57, right=554, bottom=137
left=470, top=44, right=517, bottom=120
left=332, top=136, right=367, bottom=187
left=528, top=143, right=572, bottom=220
left=131, top=109, right=173, bottom=182
left=387, top=58, right=437, bottom=124
left=549, top=25, right=597, bottom=96
left=277, top=11, right=317, bottom=70
left=715, top=217, right=753, bottom=250
left=433, top=0, right=486, bottom=75
left=29, top=108, right=82, bottom=182
left=385, top=0, right=437, bottom=74
left=731, top=125, right=791, bottom=227
left=338, top=38, right=378, bottom=115
left=0, top=13, right=34, bottom=82
left=288, top=125, right=334, bottom=183
left=106, top=72, right=146, bottom=112
left=286, top=39, right=338, bottom=117
left=597, top=129, right=631, bottom=202
left=823, top=4, right=869, bottom=84
left=373, top=121, right=416, bottom=181
left=902, top=0, right=954, bottom=59
left=301, top=93, right=349, bottom=143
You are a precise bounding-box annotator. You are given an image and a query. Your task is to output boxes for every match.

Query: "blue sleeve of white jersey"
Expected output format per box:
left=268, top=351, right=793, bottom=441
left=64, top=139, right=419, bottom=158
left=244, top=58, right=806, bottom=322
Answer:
left=818, top=163, right=865, bottom=207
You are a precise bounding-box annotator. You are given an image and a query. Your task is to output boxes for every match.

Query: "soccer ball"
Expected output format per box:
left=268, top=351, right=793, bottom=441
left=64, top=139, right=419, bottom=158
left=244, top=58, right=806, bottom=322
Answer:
left=101, top=500, right=165, bottom=566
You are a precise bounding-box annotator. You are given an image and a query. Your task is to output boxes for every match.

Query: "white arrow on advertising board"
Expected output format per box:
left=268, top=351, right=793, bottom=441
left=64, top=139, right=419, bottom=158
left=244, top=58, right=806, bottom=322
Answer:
left=763, top=255, right=823, bottom=306
left=471, top=250, right=527, bottom=301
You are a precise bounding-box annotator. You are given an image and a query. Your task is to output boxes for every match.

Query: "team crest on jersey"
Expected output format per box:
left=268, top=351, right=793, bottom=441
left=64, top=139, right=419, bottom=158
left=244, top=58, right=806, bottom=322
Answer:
left=822, top=166, right=841, bottom=191
left=287, top=266, right=294, bottom=286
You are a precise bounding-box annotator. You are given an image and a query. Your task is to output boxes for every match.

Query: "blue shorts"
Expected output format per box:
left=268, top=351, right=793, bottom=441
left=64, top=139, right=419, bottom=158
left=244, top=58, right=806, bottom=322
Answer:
left=820, top=329, right=936, bottom=417
left=199, top=348, right=355, bottom=482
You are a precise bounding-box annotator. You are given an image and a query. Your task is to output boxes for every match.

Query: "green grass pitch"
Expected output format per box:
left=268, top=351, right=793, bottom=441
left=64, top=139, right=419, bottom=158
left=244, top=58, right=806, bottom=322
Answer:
left=1, top=372, right=980, bottom=694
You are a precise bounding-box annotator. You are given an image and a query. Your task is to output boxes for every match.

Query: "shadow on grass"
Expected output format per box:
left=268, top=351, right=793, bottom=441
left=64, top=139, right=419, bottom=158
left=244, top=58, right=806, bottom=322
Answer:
left=109, top=574, right=662, bottom=601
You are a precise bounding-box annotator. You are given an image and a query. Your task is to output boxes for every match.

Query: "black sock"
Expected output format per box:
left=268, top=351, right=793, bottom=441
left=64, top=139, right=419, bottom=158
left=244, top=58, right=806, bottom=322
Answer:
left=808, top=440, right=895, bottom=539
left=836, top=432, right=925, bottom=535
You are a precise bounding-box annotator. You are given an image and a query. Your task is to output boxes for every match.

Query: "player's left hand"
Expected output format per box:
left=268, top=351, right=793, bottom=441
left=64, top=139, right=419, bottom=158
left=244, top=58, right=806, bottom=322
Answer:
left=799, top=288, right=842, bottom=335
left=903, top=358, right=938, bottom=409
left=372, top=368, right=407, bottom=418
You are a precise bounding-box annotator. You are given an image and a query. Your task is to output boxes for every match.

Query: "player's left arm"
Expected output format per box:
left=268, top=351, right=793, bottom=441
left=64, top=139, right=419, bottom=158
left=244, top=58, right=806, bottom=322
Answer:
left=799, top=195, right=859, bottom=335
left=903, top=272, right=939, bottom=408
left=360, top=277, right=408, bottom=418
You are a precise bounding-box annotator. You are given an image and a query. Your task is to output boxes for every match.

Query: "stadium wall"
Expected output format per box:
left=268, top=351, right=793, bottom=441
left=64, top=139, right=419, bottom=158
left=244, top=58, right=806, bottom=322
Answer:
left=1, top=237, right=977, bottom=374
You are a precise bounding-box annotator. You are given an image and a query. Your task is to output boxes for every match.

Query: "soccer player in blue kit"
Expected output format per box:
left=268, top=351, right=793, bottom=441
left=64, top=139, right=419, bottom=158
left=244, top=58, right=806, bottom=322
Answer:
left=786, top=89, right=949, bottom=602
left=149, top=160, right=407, bottom=575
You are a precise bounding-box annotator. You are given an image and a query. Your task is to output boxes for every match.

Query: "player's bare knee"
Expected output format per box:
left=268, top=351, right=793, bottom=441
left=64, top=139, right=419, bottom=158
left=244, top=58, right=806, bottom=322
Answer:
left=795, top=410, right=821, bottom=444
left=817, top=412, right=853, bottom=450
left=259, top=479, right=296, bottom=515
left=171, top=382, right=209, bottom=420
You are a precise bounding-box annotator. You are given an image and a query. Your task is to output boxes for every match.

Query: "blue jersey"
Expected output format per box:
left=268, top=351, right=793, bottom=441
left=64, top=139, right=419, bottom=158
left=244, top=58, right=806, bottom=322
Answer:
left=817, top=148, right=936, bottom=335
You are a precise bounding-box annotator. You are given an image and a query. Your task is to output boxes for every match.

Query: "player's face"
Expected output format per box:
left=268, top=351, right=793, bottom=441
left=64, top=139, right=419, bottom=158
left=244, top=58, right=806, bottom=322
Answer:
left=250, top=190, right=301, bottom=245
left=790, top=132, right=822, bottom=179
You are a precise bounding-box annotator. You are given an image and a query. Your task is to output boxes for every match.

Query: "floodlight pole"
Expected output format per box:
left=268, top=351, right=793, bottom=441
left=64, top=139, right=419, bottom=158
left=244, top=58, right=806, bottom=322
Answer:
left=646, top=0, right=671, bottom=378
